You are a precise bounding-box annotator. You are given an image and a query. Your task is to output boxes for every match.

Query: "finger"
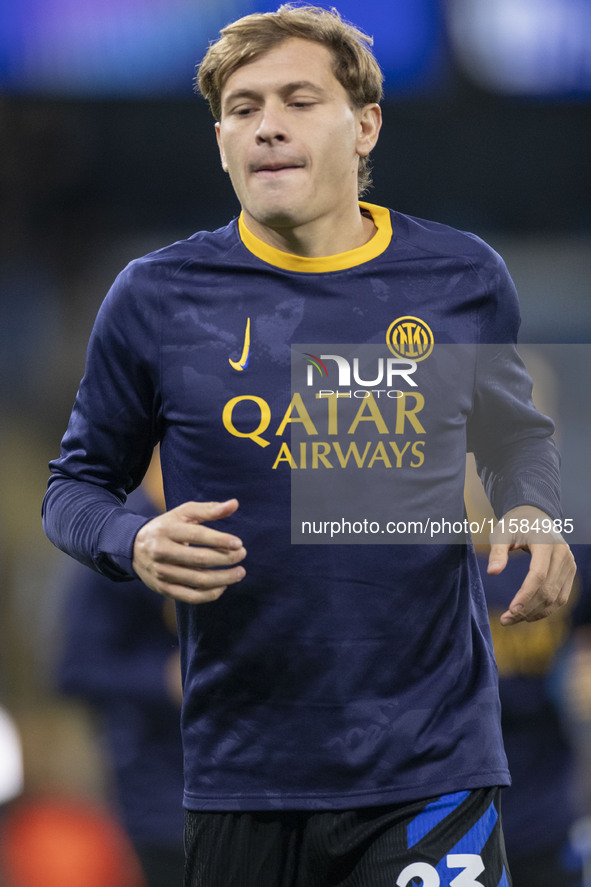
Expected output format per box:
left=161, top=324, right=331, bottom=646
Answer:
left=172, top=522, right=244, bottom=551
left=152, top=563, right=247, bottom=601
left=151, top=540, right=247, bottom=571
left=175, top=498, right=240, bottom=527
left=177, top=498, right=239, bottom=514
left=487, top=542, right=510, bottom=575
left=171, top=500, right=244, bottom=550
left=555, top=548, right=577, bottom=609
left=160, top=583, right=229, bottom=605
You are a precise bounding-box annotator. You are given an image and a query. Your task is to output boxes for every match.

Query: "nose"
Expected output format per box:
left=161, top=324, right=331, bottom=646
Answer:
left=255, top=103, right=289, bottom=145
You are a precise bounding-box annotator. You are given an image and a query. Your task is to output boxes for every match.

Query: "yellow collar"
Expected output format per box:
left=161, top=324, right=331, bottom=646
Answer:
left=238, top=202, right=392, bottom=273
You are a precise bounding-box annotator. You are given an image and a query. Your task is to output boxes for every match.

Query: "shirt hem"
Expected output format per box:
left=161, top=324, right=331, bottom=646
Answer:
left=182, top=769, right=511, bottom=812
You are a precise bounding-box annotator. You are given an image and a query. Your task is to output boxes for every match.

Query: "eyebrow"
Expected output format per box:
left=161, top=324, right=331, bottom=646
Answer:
left=222, top=80, right=327, bottom=110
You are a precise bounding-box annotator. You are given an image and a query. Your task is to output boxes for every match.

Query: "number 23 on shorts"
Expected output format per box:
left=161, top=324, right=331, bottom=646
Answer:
left=397, top=854, right=485, bottom=887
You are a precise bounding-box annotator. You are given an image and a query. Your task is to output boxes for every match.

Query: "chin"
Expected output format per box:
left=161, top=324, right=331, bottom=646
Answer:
left=252, top=205, right=303, bottom=230
left=246, top=187, right=310, bottom=228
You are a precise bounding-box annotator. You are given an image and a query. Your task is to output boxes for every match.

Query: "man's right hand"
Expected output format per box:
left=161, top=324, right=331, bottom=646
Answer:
left=132, top=499, right=246, bottom=603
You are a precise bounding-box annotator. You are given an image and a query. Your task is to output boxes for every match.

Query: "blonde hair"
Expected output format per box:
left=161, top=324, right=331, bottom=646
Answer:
left=196, top=4, right=384, bottom=195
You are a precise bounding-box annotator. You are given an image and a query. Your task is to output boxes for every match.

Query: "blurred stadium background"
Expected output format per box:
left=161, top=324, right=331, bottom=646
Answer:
left=0, top=0, right=590, bottom=862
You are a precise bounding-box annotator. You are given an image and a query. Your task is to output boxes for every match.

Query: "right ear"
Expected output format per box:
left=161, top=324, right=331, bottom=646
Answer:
left=215, top=122, right=229, bottom=173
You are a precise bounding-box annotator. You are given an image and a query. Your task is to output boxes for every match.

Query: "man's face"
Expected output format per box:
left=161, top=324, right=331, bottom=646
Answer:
left=215, top=38, right=379, bottom=243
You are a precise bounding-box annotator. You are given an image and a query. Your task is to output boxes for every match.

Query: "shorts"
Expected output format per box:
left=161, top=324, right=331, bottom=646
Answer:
left=183, top=786, right=511, bottom=887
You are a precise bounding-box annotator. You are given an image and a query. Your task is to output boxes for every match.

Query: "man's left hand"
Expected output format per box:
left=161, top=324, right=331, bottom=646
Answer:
left=487, top=505, right=576, bottom=625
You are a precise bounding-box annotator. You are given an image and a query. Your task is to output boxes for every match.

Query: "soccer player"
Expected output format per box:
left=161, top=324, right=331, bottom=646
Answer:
left=42, top=5, right=576, bottom=885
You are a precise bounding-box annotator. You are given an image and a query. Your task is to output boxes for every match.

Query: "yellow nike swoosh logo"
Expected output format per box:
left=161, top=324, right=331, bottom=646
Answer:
left=229, top=317, right=250, bottom=371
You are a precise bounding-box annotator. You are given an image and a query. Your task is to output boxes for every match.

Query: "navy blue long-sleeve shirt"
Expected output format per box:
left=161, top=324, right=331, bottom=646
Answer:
left=44, top=204, right=562, bottom=811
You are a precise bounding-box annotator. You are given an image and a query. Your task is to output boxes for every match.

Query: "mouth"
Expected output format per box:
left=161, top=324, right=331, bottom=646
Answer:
left=252, top=160, right=305, bottom=177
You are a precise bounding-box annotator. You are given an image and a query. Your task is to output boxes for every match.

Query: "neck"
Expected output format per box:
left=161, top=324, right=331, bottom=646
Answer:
left=241, top=203, right=376, bottom=258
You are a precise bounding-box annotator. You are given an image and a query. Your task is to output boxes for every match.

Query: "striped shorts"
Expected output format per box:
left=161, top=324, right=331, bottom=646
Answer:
left=184, top=786, right=511, bottom=887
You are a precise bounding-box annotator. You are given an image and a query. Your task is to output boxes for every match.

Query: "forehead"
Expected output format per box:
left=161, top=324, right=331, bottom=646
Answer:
left=220, top=38, right=341, bottom=99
